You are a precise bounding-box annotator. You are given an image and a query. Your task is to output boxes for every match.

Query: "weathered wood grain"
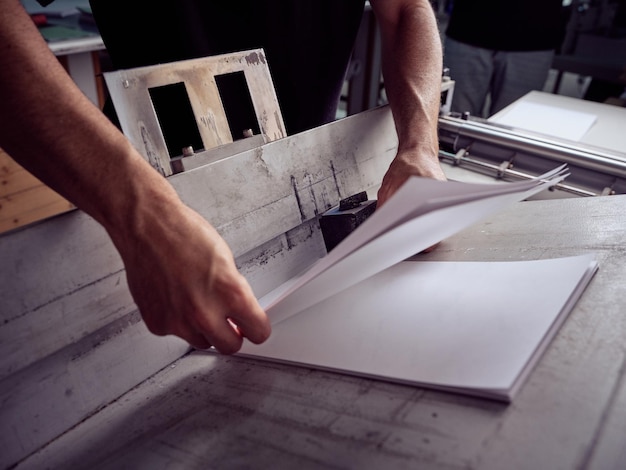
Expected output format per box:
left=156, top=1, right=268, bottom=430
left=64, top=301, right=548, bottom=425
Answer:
left=0, top=147, right=75, bottom=234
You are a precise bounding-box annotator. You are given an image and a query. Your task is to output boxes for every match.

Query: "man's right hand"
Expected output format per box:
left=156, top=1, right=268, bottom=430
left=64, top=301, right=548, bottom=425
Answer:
left=112, top=202, right=271, bottom=354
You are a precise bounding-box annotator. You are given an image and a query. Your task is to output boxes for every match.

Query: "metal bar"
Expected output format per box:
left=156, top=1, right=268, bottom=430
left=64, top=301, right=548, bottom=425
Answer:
left=438, top=115, right=626, bottom=179
left=439, top=149, right=599, bottom=197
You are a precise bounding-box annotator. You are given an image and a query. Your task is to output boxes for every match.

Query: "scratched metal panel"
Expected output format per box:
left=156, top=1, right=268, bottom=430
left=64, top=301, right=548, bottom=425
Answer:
left=170, top=106, right=397, bottom=258
left=0, top=105, right=397, bottom=384
left=0, top=319, right=189, bottom=469
left=0, top=106, right=398, bottom=468
left=104, top=50, right=286, bottom=176
left=0, top=106, right=395, bottom=378
left=237, top=219, right=328, bottom=300
left=0, top=212, right=128, bottom=379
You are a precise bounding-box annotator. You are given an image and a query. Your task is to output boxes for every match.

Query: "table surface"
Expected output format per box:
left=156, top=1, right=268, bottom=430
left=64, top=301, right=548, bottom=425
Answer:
left=18, top=194, right=626, bottom=470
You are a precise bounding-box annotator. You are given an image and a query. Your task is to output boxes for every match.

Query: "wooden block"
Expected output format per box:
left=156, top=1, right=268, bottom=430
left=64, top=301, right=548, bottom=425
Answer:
left=0, top=147, right=75, bottom=234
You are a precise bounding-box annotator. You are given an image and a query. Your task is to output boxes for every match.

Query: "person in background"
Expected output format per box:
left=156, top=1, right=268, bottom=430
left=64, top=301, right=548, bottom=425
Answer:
left=1, top=0, right=445, bottom=353
left=443, top=0, right=568, bottom=117
left=582, top=0, right=626, bottom=105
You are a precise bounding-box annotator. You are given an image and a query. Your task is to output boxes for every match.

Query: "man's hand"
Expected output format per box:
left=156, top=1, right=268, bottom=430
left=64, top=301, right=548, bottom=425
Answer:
left=377, top=147, right=447, bottom=253
left=377, top=147, right=447, bottom=207
left=113, top=203, right=271, bottom=354
left=370, top=0, right=447, bottom=207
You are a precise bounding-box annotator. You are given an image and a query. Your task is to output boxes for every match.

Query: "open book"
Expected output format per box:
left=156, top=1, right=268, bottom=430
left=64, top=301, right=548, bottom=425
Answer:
left=237, top=167, right=598, bottom=401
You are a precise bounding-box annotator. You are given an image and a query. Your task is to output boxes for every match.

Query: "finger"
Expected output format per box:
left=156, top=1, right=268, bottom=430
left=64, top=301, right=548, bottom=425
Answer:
left=228, top=300, right=271, bottom=345
left=377, top=177, right=402, bottom=207
left=224, top=282, right=271, bottom=344
left=205, top=322, right=243, bottom=355
left=376, top=185, right=390, bottom=207
left=174, top=326, right=212, bottom=349
left=187, top=309, right=245, bottom=355
left=421, top=242, right=440, bottom=253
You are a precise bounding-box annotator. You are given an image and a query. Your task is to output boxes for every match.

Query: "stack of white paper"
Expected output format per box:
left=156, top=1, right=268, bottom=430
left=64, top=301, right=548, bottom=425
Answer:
left=237, top=167, right=598, bottom=401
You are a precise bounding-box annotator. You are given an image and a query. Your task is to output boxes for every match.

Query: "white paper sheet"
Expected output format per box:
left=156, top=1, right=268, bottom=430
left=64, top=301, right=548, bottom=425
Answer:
left=241, top=255, right=598, bottom=401
left=489, top=101, right=597, bottom=142
left=261, top=167, right=569, bottom=324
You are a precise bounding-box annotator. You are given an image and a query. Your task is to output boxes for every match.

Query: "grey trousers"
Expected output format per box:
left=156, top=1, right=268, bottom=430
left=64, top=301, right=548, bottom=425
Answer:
left=443, top=37, right=554, bottom=117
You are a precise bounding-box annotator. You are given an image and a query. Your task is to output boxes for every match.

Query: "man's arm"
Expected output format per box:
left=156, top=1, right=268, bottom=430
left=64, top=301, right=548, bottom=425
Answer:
left=370, top=0, right=446, bottom=205
left=0, top=0, right=270, bottom=353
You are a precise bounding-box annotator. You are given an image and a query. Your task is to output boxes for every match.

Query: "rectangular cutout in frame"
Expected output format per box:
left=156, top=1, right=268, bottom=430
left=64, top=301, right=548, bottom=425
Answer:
left=149, top=82, right=204, bottom=159
left=215, top=71, right=260, bottom=141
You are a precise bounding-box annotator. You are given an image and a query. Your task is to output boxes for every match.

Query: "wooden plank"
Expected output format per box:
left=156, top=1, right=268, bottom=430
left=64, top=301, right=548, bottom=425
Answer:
left=0, top=148, right=75, bottom=234
left=0, top=182, right=72, bottom=220
left=0, top=185, right=74, bottom=232
left=1, top=166, right=44, bottom=195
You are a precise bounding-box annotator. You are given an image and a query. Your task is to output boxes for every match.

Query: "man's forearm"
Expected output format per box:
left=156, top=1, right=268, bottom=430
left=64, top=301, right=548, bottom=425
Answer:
left=370, top=0, right=443, bottom=174
left=0, top=0, right=176, bottom=236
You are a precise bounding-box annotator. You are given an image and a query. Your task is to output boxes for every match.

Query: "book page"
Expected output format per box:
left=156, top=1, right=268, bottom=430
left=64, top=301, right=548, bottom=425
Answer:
left=242, top=255, right=598, bottom=401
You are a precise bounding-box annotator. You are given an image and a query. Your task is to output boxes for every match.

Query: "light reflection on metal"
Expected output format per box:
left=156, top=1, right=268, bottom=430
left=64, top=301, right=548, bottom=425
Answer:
left=438, top=115, right=625, bottom=197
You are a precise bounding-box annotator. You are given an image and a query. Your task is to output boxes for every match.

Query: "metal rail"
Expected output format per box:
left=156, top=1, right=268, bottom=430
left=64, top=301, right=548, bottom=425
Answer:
left=437, top=115, right=626, bottom=196
left=438, top=149, right=600, bottom=197
left=438, top=115, right=626, bottom=179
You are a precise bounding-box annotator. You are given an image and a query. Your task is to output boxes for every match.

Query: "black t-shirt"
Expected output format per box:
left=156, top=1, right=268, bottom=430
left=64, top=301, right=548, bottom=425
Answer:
left=86, top=0, right=366, bottom=135
left=38, top=0, right=365, bottom=133
left=445, top=0, right=567, bottom=52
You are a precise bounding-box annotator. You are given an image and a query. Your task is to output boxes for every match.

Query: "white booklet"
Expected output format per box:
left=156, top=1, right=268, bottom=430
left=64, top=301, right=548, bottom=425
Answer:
left=237, top=167, right=598, bottom=401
